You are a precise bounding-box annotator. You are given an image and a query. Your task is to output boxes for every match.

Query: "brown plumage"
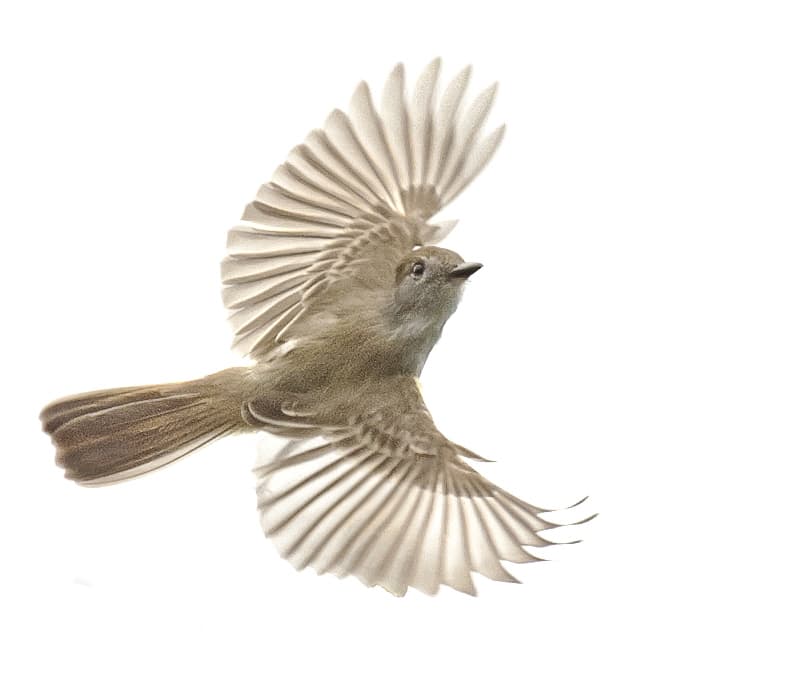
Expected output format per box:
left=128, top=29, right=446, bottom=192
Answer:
left=40, top=60, right=594, bottom=596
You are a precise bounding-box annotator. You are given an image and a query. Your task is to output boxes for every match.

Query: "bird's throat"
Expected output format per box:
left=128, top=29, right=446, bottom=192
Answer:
left=388, top=314, right=447, bottom=376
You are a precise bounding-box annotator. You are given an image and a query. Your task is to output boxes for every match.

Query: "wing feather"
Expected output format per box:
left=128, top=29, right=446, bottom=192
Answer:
left=221, top=273, right=310, bottom=310
left=410, top=57, right=440, bottom=189
left=349, top=82, right=405, bottom=212
left=426, top=65, right=471, bottom=188
left=442, top=124, right=506, bottom=207
left=381, top=63, right=413, bottom=193
left=436, top=83, right=499, bottom=196
left=456, top=475, right=521, bottom=583
left=441, top=468, right=476, bottom=595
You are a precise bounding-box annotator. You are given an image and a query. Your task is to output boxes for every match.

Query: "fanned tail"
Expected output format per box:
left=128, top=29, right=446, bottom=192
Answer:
left=40, top=369, right=248, bottom=486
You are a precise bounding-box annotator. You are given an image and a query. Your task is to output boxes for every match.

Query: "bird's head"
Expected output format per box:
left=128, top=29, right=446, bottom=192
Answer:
left=390, top=246, right=482, bottom=339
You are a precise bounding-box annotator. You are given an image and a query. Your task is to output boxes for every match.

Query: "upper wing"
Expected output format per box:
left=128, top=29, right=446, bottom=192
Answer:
left=222, top=59, right=505, bottom=359
left=250, top=379, right=593, bottom=596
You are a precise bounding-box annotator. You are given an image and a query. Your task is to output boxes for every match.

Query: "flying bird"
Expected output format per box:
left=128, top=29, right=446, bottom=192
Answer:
left=41, top=60, right=594, bottom=596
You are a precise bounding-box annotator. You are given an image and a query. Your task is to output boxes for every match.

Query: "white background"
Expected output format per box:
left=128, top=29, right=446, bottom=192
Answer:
left=2, top=1, right=807, bottom=677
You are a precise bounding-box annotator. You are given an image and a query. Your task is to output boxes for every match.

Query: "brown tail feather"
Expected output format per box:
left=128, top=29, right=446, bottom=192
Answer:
left=40, top=368, right=249, bottom=486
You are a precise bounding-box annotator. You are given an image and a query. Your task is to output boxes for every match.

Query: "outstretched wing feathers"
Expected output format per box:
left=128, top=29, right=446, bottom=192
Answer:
left=252, top=381, right=593, bottom=597
left=255, top=431, right=583, bottom=596
left=380, top=64, right=413, bottom=192
left=222, top=59, right=504, bottom=359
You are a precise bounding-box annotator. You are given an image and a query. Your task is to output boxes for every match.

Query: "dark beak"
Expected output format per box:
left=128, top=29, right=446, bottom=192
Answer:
left=449, top=262, right=484, bottom=279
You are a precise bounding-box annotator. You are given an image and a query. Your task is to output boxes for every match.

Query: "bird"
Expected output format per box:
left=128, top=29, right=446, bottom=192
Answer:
left=40, top=59, right=594, bottom=596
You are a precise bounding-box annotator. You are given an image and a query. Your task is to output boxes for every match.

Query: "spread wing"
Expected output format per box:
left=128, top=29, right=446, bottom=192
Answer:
left=250, top=379, right=593, bottom=596
left=221, top=59, right=505, bottom=359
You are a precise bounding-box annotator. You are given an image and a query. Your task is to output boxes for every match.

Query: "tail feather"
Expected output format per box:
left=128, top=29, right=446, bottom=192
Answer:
left=40, top=370, right=247, bottom=486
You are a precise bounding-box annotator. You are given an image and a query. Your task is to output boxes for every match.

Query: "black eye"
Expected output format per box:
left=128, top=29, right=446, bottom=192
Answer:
left=411, top=261, right=425, bottom=279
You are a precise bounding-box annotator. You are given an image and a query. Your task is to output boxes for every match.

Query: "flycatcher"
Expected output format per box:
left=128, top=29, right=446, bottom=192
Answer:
left=41, top=60, right=593, bottom=596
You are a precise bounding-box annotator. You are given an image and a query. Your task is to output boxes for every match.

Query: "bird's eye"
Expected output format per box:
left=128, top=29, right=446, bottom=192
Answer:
left=410, top=261, right=425, bottom=279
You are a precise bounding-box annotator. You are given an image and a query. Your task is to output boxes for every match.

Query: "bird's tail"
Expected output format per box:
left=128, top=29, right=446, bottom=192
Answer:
left=40, top=368, right=249, bottom=486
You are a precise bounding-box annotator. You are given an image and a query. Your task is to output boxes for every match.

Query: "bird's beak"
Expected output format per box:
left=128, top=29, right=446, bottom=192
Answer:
left=449, top=262, right=484, bottom=279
